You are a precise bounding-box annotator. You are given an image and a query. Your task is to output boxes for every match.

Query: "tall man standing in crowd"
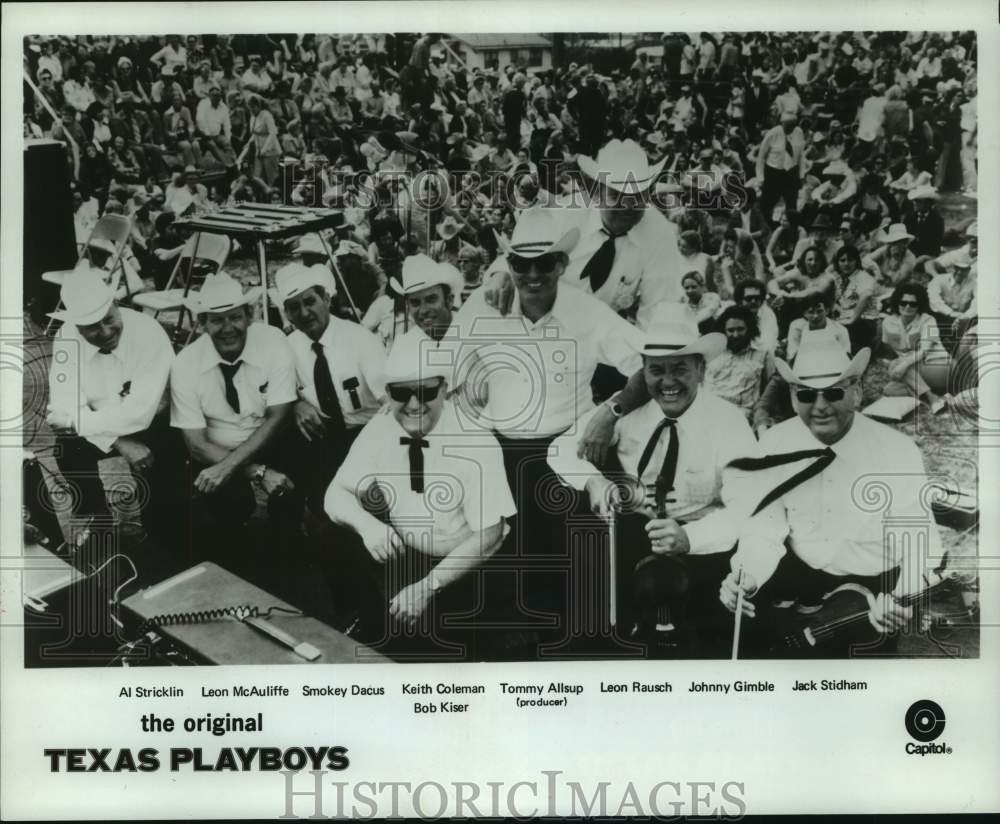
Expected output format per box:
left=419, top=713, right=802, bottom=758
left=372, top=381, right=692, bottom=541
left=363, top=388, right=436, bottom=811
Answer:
left=756, top=111, right=806, bottom=226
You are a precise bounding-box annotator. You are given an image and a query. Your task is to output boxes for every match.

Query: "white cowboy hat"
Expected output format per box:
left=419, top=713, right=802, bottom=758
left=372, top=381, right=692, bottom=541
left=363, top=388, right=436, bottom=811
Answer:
left=498, top=207, right=580, bottom=258
left=576, top=138, right=667, bottom=194
left=293, top=234, right=329, bottom=257
left=950, top=250, right=974, bottom=269
left=48, top=261, right=115, bottom=325
left=183, top=273, right=261, bottom=314
left=908, top=185, right=940, bottom=201
left=776, top=345, right=871, bottom=390
left=332, top=240, right=367, bottom=258
left=275, top=262, right=337, bottom=303
left=641, top=304, right=725, bottom=361
left=390, top=254, right=461, bottom=297
left=436, top=216, right=463, bottom=240
left=822, top=160, right=850, bottom=176
left=879, top=223, right=914, bottom=244
left=383, top=328, right=451, bottom=385
left=965, top=220, right=978, bottom=237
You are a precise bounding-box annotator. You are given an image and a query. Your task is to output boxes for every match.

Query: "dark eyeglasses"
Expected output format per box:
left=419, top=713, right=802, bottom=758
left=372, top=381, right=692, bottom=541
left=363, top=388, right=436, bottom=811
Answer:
left=898, top=299, right=919, bottom=307
left=795, top=386, right=847, bottom=404
left=508, top=253, right=559, bottom=275
left=387, top=383, right=442, bottom=404
left=743, top=293, right=764, bottom=303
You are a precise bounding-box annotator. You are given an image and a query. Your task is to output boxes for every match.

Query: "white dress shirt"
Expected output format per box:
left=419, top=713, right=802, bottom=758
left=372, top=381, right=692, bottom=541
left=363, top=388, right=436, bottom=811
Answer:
left=328, top=402, right=516, bottom=554
left=756, top=124, right=807, bottom=177
left=170, top=323, right=297, bottom=450
left=548, top=391, right=759, bottom=554
left=731, top=414, right=943, bottom=592
left=551, top=206, right=685, bottom=326
left=448, top=284, right=645, bottom=439
left=195, top=98, right=231, bottom=138
left=287, top=317, right=386, bottom=428
left=49, top=308, right=174, bottom=453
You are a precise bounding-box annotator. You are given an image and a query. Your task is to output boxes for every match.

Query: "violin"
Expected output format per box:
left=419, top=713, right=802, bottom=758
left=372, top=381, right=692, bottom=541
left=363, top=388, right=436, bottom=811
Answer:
left=772, top=563, right=957, bottom=655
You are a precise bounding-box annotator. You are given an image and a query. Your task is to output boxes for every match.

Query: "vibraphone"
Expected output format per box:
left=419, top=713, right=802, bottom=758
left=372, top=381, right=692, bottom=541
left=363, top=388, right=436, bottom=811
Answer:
left=173, top=203, right=354, bottom=322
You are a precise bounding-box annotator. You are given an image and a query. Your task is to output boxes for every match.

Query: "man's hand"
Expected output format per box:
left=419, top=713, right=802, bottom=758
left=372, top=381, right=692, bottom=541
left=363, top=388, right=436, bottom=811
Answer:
left=361, top=520, right=405, bottom=563
left=115, top=437, right=154, bottom=473
left=294, top=399, right=326, bottom=442
left=259, top=468, right=295, bottom=498
left=645, top=518, right=690, bottom=555
left=869, top=592, right=913, bottom=634
left=584, top=476, right=620, bottom=520
left=46, top=408, right=76, bottom=434
left=483, top=268, right=515, bottom=316
left=194, top=459, right=238, bottom=495
left=388, top=578, right=435, bottom=628
left=577, top=403, right=616, bottom=465
left=719, top=570, right=758, bottom=617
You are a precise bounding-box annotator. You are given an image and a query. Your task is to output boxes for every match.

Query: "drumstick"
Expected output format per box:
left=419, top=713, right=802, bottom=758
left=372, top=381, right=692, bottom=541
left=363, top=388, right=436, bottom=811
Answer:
left=731, top=567, right=744, bottom=661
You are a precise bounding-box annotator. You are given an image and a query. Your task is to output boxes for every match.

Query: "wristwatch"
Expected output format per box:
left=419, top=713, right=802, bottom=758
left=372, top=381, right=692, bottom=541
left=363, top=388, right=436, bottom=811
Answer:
left=604, top=399, right=624, bottom=418
left=252, top=465, right=268, bottom=485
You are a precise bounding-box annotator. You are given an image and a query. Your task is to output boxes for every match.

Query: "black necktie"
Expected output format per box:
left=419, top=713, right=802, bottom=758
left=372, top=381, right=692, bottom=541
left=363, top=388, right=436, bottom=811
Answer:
left=580, top=228, right=626, bottom=293
left=219, top=361, right=242, bottom=414
left=636, top=417, right=679, bottom=517
left=728, top=447, right=836, bottom=516
left=784, top=135, right=796, bottom=167
left=400, top=436, right=429, bottom=493
left=311, top=342, right=346, bottom=430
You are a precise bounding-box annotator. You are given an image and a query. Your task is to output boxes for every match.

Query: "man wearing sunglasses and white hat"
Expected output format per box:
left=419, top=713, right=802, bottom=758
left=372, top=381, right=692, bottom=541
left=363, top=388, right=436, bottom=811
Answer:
left=46, top=262, right=183, bottom=551
left=170, top=274, right=301, bottom=560
left=548, top=305, right=758, bottom=653
left=449, top=206, right=647, bottom=620
left=276, top=262, right=386, bottom=512
left=720, top=344, right=942, bottom=656
left=324, top=329, right=514, bottom=646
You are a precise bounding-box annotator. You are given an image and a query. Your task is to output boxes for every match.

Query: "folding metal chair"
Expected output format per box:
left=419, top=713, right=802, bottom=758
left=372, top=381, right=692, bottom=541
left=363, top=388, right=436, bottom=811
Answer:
left=43, top=214, right=134, bottom=335
left=131, top=232, right=231, bottom=347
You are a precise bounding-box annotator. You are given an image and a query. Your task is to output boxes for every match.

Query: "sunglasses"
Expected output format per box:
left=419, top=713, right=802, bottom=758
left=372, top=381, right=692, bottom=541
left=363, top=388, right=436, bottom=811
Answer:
left=387, top=383, right=442, bottom=404
left=795, top=386, right=847, bottom=404
left=898, top=299, right=919, bottom=307
left=508, top=253, right=559, bottom=275
left=743, top=293, right=764, bottom=303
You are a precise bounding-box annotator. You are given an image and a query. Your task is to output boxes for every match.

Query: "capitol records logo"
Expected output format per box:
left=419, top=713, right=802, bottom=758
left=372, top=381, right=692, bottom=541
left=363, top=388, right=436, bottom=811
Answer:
left=904, top=700, right=952, bottom=755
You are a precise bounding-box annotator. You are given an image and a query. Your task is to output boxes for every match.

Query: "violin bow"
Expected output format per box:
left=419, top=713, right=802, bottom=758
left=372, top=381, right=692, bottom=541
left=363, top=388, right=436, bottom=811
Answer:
left=731, top=567, right=745, bottom=661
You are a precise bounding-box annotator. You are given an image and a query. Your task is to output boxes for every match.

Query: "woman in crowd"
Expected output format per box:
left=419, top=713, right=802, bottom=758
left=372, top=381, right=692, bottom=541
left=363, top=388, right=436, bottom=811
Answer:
left=832, top=243, right=880, bottom=354
left=713, top=227, right=764, bottom=301
left=864, top=222, right=918, bottom=295
left=880, top=281, right=949, bottom=412
left=764, top=209, right=804, bottom=272
left=768, top=245, right=835, bottom=336
left=677, top=229, right=715, bottom=285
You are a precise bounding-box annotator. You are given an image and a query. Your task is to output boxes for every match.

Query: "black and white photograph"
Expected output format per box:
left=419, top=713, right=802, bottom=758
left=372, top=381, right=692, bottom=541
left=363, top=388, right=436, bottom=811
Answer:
left=2, top=2, right=998, bottom=819
left=15, top=24, right=984, bottom=667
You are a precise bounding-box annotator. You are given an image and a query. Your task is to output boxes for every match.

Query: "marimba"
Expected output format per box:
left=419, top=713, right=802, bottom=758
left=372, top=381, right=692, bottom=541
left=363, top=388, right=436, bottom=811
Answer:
left=174, top=203, right=355, bottom=322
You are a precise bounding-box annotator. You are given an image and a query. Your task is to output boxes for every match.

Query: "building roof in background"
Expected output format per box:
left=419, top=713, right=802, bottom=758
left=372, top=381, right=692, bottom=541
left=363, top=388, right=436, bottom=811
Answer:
left=451, top=34, right=553, bottom=50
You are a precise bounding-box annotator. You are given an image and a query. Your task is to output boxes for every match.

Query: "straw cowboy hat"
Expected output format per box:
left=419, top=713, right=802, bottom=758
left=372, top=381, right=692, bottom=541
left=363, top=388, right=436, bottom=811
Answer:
left=436, top=215, right=463, bottom=240
left=641, top=304, right=725, bottom=361
left=878, top=223, right=914, bottom=244
left=776, top=345, right=871, bottom=390
left=383, top=328, right=451, bottom=385
left=908, top=185, right=940, bottom=201
left=275, top=262, right=337, bottom=303
left=47, top=261, right=115, bottom=325
left=576, top=138, right=668, bottom=194
left=498, top=207, right=580, bottom=259
left=390, top=254, right=461, bottom=297
left=184, top=273, right=261, bottom=314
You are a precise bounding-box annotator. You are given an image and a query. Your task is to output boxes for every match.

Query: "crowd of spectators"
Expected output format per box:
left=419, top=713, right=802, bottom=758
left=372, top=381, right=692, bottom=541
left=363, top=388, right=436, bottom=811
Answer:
left=24, top=29, right=979, bottom=422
